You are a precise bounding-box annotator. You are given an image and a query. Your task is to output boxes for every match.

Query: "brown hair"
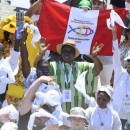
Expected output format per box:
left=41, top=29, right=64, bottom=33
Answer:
left=40, top=103, right=53, bottom=114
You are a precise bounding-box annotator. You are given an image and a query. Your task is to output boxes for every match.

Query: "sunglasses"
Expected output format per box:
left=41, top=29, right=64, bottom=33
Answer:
left=62, top=49, right=74, bottom=55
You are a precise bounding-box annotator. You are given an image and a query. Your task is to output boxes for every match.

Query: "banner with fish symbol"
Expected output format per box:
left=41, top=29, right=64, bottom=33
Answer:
left=38, top=0, right=126, bottom=56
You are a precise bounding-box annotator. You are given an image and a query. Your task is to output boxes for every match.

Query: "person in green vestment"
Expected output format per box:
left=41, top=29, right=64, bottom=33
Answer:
left=34, top=39, right=103, bottom=113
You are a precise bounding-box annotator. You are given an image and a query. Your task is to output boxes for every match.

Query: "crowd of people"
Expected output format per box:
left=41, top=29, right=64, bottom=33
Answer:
left=0, top=0, right=130, bottom=130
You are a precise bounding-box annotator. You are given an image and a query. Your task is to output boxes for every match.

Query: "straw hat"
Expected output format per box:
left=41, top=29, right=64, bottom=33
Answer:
left=56, top=39, right=80, bottom=58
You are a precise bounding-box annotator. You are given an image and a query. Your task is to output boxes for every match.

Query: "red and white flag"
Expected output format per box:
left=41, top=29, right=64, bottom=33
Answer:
left=38, top=0, right=126, bottom=56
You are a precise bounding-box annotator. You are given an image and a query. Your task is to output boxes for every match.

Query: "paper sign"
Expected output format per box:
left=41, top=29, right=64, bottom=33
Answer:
left=62, top=89, right=71, bottom=102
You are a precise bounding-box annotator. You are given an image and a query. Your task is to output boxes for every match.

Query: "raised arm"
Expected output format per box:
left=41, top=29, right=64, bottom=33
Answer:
left=92, top=43, right=103, bottom=76
left=19, top=76, right=55, bottom=115
left=20, top=29, right=31, bottom=78
left=34, top=38, right=50, bottom=67
left=25, top=0, right=42, bottom=18
left=112, top=26, right=122, bottom=81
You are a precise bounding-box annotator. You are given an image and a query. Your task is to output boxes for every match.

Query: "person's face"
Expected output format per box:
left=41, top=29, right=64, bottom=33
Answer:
left=36, top=65, right=50, bottom=78
left=91, top=0, right=106, bottom=10
left=61, top=45, right=75, bottom=64
left=34, top=116, right=49, bottom=126
left=97, top=92, right=110, bottom=108
left=70, top=117, right=85, bottom=130
left=9, top=33, right=15, bottom=46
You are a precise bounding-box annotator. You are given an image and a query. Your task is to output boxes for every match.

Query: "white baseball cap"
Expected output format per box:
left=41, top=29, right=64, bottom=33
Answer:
left=91, top=0, right=106, bottom=4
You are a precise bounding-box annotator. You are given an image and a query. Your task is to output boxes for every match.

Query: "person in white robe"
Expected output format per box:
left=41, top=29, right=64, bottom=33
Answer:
left=84, top=85, right=122, bottom=130
left=111, top=25, right=130, bottom=129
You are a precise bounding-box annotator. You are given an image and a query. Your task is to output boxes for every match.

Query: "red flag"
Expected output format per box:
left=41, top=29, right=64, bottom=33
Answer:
left=38, top=0, right=126, bottom=56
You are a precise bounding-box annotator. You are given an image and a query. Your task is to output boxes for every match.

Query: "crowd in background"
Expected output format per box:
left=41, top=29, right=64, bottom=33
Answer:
left=0, top=0, right=130, bottom=130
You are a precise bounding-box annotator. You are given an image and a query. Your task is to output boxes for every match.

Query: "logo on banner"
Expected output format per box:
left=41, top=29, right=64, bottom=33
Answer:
left=68, top=25, right=93, bottom=37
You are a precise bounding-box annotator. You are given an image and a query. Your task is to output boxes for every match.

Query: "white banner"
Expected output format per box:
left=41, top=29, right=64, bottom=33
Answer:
left=64, top=8, right=99, bottom=54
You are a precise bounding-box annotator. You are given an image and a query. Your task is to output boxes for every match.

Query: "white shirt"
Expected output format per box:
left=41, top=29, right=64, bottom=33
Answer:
left=85, top=106, right=122, bottom=130
left=112, top=40, right=130, bottom=119
left=0, top=50, right=20, bottom=94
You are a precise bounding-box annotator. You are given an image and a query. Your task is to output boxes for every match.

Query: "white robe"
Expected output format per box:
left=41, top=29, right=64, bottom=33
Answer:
left=85, top=107, right=122, bottom=130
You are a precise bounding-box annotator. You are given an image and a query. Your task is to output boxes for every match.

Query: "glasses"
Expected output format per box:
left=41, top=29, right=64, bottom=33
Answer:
left=62, top=49, right=74, bottom=55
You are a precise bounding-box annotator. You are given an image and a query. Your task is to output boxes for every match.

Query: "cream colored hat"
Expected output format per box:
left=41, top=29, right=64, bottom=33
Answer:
left=68, top=107, right=86, bottom=119
left=56, top=39, right=80, bottom=58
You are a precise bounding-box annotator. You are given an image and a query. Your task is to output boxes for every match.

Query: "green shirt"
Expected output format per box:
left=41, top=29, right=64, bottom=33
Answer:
left=49, top=61, right=95, bottom=113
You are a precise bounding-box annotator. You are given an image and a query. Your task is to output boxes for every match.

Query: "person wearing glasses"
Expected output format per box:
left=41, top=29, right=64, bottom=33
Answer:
left=33, top=39, right=103, bottom=113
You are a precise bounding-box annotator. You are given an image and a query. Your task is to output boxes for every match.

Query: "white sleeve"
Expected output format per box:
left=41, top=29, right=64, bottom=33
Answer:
left=8, top=50, right=20, bottom=75
left=85, top=107, right=93, bottom=123
left=112, top=40, right=123, bottom=83
left=112, top=111, right=122, bottom=130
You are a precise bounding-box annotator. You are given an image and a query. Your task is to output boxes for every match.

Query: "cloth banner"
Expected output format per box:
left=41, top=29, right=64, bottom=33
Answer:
left=38, top=0, right=126, bottom=56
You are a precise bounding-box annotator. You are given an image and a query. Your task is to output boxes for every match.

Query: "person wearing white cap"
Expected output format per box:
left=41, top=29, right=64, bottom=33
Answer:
left=111, top=25, right=130, bottom=129
left=1, top=122, right=18, bottom=130
left=68, top=107, right=87, bottom=130
left=18, top=76, right=69, bottom=130
left=84, top=85, right=122, bottom=130
left=18, top=75, right=56, bottom=130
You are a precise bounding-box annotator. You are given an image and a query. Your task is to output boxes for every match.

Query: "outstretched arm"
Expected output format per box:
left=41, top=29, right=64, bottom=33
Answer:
left=19, top=76, right=55, bottom=115
left=25, top=0, right=43, bottom=18
left=112, top=26, right=123, bottom=83
left=92, top=43, right=104, bottom=76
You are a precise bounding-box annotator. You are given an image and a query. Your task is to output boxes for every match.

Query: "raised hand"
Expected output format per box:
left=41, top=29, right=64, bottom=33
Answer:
left=20, top=28, right=28, bottom=43
left=92, top=43, right=104, bottom=57
left=39, top=37, right=50, bottom=55
left=39, top=76, right=56, bottom=83
left=0, top=113, right=11, bottom=121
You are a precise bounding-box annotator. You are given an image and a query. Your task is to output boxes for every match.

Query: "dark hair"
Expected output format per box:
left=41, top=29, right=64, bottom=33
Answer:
left=98, top=91, right=110, bottom=101
left=125, top=29, right=130, bottom=40
left=30, top=0, right=38, bottom=5
left=37, top=59, right=49, bottom=70
left=40, top=103, right=53, bottom=114
left=4, top=31, right=12, bottom=45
